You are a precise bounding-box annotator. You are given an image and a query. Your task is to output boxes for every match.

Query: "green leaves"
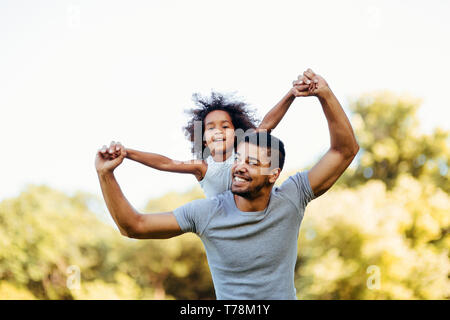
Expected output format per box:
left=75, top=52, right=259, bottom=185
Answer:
left=340, top=91, right=449, bottom=193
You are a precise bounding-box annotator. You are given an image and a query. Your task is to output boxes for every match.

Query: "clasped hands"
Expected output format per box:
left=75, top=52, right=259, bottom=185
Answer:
left=291, top=68, right=330, bottom=98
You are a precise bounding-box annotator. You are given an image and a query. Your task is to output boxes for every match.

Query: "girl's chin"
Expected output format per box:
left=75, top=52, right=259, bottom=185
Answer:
left=210, top=145, right=233, bottom=155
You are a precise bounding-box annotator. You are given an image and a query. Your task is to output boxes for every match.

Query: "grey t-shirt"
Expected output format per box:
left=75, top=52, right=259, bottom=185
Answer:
left=174, top=171, right=315, bottom=300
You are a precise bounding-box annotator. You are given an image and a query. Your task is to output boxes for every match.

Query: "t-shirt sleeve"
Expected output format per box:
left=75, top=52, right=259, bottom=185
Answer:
left=278, top=171, right=316, bottom=211
left=173, top=198, right=218, bottom=235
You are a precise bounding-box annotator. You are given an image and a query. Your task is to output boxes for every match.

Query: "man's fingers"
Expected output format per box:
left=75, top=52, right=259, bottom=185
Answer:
left=303, top=68, right=315, bottom=80
left=98, top=141, right=124, bottom=160
left=108, top=141, right=116, bottom=154
left=99, top=143, right=117, bottom=160
left=294, top=76, right=311, bottom=86
left=100, top=145, right=109, bottom=158
left=98, top=147, right=111, bottom=160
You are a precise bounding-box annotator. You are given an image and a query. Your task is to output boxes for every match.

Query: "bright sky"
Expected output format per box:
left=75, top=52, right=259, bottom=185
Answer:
left=1, top=0, right=449, bottom=210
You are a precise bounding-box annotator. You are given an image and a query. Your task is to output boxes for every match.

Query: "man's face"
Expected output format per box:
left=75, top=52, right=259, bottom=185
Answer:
left=231, top=142, right=279, bottom=198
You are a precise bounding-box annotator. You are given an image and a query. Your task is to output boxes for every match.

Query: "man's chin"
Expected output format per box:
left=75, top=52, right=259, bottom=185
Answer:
left=231, top=186, right=251, bottom=198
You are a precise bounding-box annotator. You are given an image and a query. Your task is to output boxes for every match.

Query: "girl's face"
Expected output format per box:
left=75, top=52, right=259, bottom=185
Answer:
left=203, top=110, right=236, bottom=157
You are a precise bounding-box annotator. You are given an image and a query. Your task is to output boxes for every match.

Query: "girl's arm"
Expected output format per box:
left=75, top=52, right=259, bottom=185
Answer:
left=126, top=148, right=207, bottom=181
left=258, top=84, right=309, bottom=132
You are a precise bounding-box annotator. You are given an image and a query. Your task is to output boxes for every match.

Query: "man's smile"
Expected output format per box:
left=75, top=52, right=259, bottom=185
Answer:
left=233, top=174, right=252, bottom=184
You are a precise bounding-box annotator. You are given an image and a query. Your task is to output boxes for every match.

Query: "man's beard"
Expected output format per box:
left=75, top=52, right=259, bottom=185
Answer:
left=231, top=181, right=266, bottom=199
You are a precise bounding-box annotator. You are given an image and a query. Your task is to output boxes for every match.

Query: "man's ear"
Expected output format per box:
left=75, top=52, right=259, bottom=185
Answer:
left=268, top=168, right=281, bottom=184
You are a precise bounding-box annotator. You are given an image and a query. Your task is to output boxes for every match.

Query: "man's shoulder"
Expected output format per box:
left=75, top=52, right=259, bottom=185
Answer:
left=273, top=171, right=315, bottom=210
left=275, top=171, right=306, bottom=191
left=173, top=190, right=232, bottom=235
left=187, top=190, right=231, bottom=210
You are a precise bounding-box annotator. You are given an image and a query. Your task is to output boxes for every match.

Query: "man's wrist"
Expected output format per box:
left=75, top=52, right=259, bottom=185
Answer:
left=316, top=87, right=333, bottom=100
left=287, top=88, right=297, bottom=99
left=97, top=169, right=115, bottom=178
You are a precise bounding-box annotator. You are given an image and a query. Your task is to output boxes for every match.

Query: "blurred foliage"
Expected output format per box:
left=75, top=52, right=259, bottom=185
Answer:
left=338, top=91, right=449, bottom=193
left=0, top=186, right=213, bottom=300
left=296, top=176, right=449, bottom=299
left=0, top=91, right=448, bottom=300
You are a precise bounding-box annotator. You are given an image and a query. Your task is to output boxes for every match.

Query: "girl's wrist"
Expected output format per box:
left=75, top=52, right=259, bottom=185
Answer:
left=125, top=148, right=133, bottom=159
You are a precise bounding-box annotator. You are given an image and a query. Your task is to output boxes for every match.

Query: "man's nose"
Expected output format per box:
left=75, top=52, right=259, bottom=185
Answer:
left=233, top=160, right=248, bottom=173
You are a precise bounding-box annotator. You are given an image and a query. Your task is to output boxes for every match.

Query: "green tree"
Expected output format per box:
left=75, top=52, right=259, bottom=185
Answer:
left=296, top=176, right=450, bottom=299
left=0, top=185, right=150, bottom=299
left=339, top=91, right=449, bottom=192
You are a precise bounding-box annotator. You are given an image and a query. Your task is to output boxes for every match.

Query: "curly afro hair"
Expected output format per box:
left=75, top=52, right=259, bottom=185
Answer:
left=183, top=91, right=259, bottom=159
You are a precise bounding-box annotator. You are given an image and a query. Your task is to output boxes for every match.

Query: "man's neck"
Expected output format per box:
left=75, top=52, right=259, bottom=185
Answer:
left=233, top=187, right=273, bottom=212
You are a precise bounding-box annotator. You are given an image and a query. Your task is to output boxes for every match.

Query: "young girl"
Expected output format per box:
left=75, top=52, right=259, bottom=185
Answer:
left=104, top=84, right=309, bottom=198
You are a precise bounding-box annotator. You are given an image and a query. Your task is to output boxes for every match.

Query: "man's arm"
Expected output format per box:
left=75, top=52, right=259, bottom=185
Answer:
left=96, top=142, right=184, bottom=239
left=257, top=83, right=309, bottom=132
left=126, top=148, right=207, bottom=181
left=293, top=69, right=359, bottom=197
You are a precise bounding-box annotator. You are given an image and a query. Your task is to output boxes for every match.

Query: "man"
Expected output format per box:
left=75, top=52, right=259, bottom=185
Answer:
left=95, top=69, right=359, bottom=299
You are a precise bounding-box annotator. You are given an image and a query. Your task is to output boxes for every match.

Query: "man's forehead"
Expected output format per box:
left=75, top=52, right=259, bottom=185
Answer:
left=236, top=142, right=270, bottom=160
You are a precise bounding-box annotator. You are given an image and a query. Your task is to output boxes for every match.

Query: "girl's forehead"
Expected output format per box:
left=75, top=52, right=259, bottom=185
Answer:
left=204, top=110, right=233, bottom=123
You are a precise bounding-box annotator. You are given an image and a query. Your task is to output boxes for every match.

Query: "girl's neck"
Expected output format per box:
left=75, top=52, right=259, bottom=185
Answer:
left=211, top=149, right=234, bottom=162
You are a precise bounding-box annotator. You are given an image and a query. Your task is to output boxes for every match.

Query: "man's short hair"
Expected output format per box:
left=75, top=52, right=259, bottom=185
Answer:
left=235, top=131, right=286, bottom=171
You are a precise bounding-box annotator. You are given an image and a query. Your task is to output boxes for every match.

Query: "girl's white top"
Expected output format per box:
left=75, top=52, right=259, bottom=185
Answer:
left=199, top=152, right=235, bottom=198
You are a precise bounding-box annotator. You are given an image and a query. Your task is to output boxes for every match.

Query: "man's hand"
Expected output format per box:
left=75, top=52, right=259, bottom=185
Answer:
left=95, top=141, right=127, bottom=174
left=291, top=68, right=330, bottom=98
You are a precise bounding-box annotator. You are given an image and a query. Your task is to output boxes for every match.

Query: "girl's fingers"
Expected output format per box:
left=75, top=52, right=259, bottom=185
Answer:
left=292, top=87, right=310, bottom=97
left=293, top=84, right=310, bottom=91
